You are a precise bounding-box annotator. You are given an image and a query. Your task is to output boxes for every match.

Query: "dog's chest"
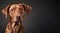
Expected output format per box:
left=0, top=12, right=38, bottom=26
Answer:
left=12, top=22, right=20, bottom=32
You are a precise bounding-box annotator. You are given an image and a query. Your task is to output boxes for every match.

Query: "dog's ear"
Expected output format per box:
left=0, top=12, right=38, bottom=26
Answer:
left=1, top=5, right=10, bottom=18
left=22, top=4, right=32, bottom=16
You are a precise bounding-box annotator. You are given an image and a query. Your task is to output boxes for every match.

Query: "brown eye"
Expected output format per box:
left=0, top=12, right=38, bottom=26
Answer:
left=11, top=8, right=15, bottom=11
left=11, top=9, right=14, bottom=11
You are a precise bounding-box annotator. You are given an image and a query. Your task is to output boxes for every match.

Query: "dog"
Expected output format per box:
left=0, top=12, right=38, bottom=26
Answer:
left=1, top=3, right=32, bottom=33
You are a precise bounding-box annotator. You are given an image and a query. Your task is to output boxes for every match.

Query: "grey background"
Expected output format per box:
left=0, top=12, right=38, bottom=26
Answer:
left=0, top=0, right=60, bottom=33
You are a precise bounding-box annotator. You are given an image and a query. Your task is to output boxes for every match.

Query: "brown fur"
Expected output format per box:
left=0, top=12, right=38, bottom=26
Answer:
left=1, top=3, right=32, bottom=33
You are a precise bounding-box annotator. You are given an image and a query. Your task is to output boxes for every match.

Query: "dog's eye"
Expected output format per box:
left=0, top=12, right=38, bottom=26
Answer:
left=11, top=9, right=14, bottom=11
left=11, top=8, right=16, bottom=11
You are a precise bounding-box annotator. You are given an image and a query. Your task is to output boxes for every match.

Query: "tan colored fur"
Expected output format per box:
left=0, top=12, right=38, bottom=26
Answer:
left=1, top=3, right=32, bottom=33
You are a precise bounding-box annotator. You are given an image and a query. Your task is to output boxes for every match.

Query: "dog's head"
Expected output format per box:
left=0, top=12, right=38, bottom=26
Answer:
left=1, top=3, right=32, bottom=22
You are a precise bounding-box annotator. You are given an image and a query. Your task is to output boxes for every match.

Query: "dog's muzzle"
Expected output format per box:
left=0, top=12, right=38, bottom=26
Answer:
left=16, top=16, right=21, bottom=22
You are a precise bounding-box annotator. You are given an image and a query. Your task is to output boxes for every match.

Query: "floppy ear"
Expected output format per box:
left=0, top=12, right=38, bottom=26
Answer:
left=22, top=4, right=32, bottom=16
left=1, top=5, right=10, bottom=18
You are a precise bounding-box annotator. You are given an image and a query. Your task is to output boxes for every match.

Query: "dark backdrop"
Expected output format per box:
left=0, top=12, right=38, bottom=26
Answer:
left=0, top=0, right=60, bottom=33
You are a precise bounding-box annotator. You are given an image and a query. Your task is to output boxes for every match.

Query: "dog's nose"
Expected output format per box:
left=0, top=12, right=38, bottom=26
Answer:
left=16, top=16, right=21, bottom=20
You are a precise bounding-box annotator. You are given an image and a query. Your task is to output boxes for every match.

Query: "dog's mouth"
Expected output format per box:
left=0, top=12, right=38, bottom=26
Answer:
left=15, top=20, right=20, bottom=22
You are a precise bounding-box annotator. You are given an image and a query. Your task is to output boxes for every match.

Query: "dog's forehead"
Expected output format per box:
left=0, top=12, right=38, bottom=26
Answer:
left=9, top=4, right=24, bottom=10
